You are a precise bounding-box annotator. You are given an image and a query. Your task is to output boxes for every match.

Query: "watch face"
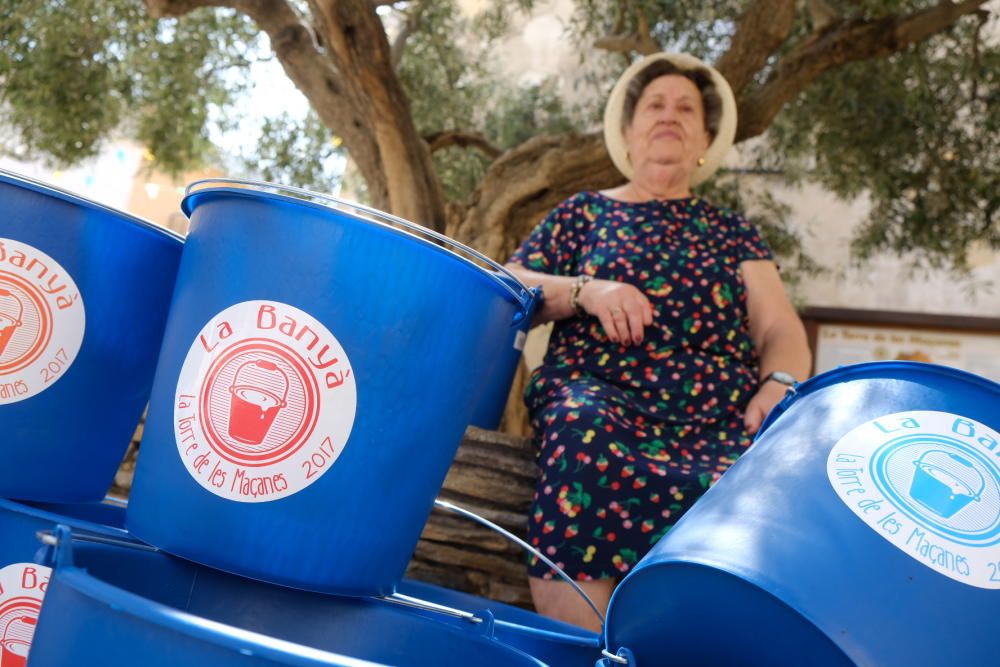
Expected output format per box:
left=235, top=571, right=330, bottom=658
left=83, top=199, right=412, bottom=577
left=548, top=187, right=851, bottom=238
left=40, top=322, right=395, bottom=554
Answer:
left=770, top=371, right=796, bottom=386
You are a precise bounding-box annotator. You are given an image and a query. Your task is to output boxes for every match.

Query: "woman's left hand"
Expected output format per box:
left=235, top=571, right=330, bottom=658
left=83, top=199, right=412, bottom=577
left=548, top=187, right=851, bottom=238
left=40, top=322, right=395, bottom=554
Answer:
left=743, top=381, right=790, bottom=436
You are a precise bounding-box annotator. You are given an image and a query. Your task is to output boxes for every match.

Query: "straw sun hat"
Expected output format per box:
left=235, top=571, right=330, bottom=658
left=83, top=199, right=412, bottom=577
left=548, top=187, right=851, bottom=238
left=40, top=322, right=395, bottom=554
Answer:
left=603, top=52, right=737, bottom=187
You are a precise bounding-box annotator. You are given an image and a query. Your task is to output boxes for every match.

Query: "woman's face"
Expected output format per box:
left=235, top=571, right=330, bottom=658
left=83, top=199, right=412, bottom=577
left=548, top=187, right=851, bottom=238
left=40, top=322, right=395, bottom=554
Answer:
left=623, top=74, right=711, bottom=178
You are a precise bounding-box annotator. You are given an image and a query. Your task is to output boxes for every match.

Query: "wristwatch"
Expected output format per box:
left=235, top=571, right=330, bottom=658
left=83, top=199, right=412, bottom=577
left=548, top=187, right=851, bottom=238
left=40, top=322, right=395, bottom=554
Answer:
left=763, top=371, right=797, bottom=387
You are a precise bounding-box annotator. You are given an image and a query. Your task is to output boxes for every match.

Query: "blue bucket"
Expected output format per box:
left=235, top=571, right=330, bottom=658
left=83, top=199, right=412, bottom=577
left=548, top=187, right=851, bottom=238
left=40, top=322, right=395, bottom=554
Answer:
left=0, top=168, right=183, bottom=502
left=0, top=497, right=133, bottom=665
left=29, top=529, right=549, bottom=667
left=467, top=276, right=540, bottom=430
left=600, top=362, right=1000, bottom=666
left=127, top=179, right=536, bottom=595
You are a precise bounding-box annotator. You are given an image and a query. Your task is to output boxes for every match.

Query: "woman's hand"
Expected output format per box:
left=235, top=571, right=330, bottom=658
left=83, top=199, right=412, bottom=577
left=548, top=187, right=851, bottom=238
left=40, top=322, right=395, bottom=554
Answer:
left=743, top=380, right=789, bottom=435
left=578, top=279, right=654, bottom=345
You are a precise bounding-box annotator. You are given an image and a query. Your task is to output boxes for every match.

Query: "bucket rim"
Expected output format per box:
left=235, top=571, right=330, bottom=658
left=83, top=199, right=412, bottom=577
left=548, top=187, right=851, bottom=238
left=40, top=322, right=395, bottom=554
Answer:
left=0, top=497, right=131, bottom=540
left=757, top=361, right=1000, bottom=437
left=0, top=167, right=184, bottom=244
left=48, top=566, right=389, bottom=667
left=795, top=361, right=999, bottom=396
left=604, top=556, right=854, bottom=664
left=180, top=178, right=533, bottom=314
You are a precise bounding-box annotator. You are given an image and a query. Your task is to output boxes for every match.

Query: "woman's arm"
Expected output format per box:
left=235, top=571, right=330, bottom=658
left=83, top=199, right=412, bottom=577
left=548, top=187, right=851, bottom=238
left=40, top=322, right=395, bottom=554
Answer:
left=741, top=260, right=812, bottom=434
left=504, top=263, right=653, bottom=345
left=503, top=264, right=579, bottom=324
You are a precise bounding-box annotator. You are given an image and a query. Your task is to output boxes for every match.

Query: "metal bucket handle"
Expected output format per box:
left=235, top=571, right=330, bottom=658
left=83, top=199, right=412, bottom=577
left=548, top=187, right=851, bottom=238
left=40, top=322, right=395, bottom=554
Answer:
left=184, top=178, right=534, bottom=320
left=430, top=499, right=612, bottom=632
left=377, top=499, right=611, bottom=658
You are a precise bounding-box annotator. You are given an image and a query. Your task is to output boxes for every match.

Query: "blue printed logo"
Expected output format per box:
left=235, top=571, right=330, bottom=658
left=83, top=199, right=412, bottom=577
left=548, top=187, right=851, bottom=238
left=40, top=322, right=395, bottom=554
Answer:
left=828, top=411, right=1000, bottom=589
left=871, top=435, right=1000, bottom=546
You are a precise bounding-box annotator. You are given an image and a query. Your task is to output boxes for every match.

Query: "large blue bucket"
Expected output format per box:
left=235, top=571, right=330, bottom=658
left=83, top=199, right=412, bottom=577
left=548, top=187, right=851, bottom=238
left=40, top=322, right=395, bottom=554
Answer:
left=0, top=497, right=132, bottom=665
left=29, top=530, right=549, bottom=667
left=601, top=362, right=1000, bottom=666
left=127, top=179, right=535, bottom=595
left=0, top=168, right=183, bottom=502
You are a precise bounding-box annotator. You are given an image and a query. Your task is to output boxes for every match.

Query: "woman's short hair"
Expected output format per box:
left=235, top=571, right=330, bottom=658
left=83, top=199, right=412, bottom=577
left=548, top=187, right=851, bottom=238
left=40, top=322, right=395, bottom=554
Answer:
left=621, top=60, right=723, bottom=140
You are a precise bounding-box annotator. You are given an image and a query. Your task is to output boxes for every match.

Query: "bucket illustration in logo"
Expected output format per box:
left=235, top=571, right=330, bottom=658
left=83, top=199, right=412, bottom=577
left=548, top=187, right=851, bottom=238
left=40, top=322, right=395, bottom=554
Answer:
left=0, top=603, right=40, bottom=667
left=0, top=275, right=51, bottom=378
left=910, top=449, right=984, bottom=518
left=199, top=340, right=318, bottom=469
left=0, top=289, right=22, bottom=358
left=228, top=360, right=289, bottom=445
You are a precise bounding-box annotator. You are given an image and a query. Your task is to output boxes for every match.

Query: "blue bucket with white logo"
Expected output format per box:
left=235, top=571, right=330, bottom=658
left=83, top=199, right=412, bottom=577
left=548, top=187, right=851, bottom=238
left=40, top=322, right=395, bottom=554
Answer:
left=0, top=497, right=133, bottom=665
left=0, top=168, right=182, bottom=502
left=599, top=362, right=1000, bottom=666
left=29, top=529, right=549, bottom=667
left=127, top=179, right=535, bottom=596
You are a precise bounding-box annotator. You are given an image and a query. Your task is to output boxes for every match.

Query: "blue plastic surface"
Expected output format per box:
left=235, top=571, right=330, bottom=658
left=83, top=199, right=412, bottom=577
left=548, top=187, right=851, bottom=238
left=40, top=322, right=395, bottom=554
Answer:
left=395, top=579, right=601, bottom=666
left=0, top=169, right=182, bottom=502
left=467, top=276, right=540, bottom=430
left=29, top=534, right=547, bottom=667
left=128, top=185, right=536, bottom=595
left=0, top=497, right=129, bottom=564
left=604, top=361, right=1000, bottom=666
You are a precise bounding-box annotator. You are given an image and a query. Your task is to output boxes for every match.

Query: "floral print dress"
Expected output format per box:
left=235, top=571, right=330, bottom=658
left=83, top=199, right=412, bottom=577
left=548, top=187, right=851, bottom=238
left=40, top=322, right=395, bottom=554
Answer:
left=509, top=191, right=773, bottom=581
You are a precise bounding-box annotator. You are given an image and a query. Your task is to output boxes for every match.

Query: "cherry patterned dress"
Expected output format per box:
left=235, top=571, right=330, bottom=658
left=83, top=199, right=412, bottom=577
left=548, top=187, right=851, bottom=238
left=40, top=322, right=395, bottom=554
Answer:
left=509, top=191, right=773, bottom=581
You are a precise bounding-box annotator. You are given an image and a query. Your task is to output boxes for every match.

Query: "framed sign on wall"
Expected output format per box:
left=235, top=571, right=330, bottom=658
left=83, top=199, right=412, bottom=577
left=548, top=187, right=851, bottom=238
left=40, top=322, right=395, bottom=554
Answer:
left=801, top=308, right=1000, bottom=383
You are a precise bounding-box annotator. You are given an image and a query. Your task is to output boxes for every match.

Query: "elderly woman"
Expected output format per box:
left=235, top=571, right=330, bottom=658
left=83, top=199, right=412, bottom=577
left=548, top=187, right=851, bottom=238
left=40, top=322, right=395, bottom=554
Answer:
left=504, top=53, right=811, bottom=631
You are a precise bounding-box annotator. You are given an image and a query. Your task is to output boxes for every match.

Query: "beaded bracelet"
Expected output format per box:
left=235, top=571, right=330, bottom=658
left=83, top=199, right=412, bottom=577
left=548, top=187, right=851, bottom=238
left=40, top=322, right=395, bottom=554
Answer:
left=568, top=275, right=593, bottom=316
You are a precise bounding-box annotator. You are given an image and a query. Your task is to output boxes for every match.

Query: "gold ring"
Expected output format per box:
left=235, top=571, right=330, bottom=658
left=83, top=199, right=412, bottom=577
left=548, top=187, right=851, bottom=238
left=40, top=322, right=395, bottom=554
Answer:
left=611, top=307, right=622, bottom=315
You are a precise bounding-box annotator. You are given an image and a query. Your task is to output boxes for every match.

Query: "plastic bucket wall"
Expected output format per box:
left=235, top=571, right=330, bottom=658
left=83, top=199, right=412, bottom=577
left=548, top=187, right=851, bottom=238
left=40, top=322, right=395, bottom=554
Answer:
left=0, top=498, right=131, bottom=665
left=0, top=169, right=183, bottom=502
left=467, top=276, right=539, bottom=430
left=127, top=182, right=534, bottom=595
left=29, top=535, right=547, bottom=667
left=395, top=579, right=601, bottom=666
left=603, top=362, right=1000, bottom=666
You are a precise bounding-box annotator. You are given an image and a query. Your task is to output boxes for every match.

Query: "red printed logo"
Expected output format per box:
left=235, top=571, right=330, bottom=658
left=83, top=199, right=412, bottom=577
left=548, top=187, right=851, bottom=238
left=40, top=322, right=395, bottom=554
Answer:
left=175, top=301, right=357, bottom=502
left=0, top=239, right=84, bottom=404
left=0, top=563, right=50, bottom=667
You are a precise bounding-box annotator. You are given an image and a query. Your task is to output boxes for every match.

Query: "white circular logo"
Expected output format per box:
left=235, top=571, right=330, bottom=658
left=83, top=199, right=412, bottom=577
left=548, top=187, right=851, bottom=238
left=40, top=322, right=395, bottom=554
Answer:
left=0, top=239, right=85, bottom=404
left=828, top=410, right=1000, bottom=588
left=0, top=562, right=51, bottom=665
left=174, top=301, right=357, bottom=502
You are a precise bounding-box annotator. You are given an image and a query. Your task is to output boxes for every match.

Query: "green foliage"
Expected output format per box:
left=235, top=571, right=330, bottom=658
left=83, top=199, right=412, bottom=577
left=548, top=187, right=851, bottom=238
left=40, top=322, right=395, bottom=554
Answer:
left=0, top=0, right=260, bottom=175
left=0, top=0, right=994, bottom=271
left=394, top=0, right=583, bottom=200
left=769, top=15, right=999, bottom=270
left=240, top=111, right=344, bottom=192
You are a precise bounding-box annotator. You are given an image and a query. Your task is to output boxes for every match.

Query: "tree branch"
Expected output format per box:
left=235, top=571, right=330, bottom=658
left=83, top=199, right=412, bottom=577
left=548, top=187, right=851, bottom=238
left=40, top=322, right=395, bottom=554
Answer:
left=594, top=0, right=659, bottom=56
left=737, top=0, right=989, bottom=142
left=390, top=1, right=428, bottom=69
left=306, top=0, right=447, bottom=227
left=424, top=131, right=502, bottom=159
left=456, top=132, right=620, bottom=260
left=145, top=0, right=391, bottom=207
left=716, top=0, right=797, bottom=96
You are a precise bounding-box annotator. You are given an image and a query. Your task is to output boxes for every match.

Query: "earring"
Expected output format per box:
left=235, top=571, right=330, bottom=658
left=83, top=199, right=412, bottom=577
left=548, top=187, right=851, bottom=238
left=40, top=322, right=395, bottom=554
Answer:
left=697, top=156, right=706, bottom=166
